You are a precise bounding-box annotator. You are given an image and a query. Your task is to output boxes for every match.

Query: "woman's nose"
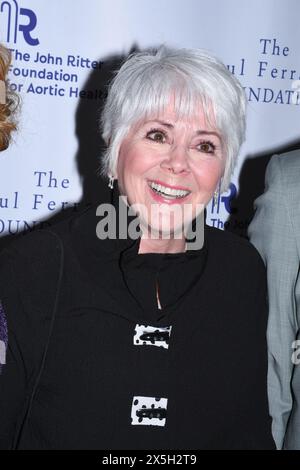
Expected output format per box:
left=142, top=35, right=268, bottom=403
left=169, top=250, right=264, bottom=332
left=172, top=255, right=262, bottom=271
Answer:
left=160, top=145, right=189, bottom=174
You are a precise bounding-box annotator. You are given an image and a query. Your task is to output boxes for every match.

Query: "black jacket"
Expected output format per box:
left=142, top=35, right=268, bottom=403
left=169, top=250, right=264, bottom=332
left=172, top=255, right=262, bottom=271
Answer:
left=0, top=188, right=275, bottom=450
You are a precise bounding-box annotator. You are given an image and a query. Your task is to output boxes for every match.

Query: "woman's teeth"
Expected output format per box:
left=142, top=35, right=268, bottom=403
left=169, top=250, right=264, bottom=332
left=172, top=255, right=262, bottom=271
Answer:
left=149, top=181, right=190, bottom=199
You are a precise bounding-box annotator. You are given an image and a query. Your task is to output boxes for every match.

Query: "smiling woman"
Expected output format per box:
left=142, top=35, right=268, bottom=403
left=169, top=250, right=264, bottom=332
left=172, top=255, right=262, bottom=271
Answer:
left=115, top=105, right=224, bottom=253
left=0, top=45, right=275, bottom=450
left=101, top=47, right=246, bottom=194
left=100, top=46, right=246, bottom=254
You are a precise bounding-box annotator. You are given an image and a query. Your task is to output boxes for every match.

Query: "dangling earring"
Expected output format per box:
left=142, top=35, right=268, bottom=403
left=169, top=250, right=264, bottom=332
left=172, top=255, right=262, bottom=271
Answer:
left=108, top=175, right=114, bottom=189
left=214, top=189, right=219, bottom=207
left=214, top=178, right=222, bottom=207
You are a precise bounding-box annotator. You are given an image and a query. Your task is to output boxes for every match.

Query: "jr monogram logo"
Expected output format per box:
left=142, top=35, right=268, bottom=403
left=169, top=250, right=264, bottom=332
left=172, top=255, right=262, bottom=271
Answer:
left=0, top=0, right=39, bottom=46
left=211, top=182, right=237, bottom=215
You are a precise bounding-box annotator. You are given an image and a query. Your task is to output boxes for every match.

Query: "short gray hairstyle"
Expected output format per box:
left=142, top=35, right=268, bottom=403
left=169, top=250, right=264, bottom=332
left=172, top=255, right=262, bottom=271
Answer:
left=100, top=45, right=247, bottom=192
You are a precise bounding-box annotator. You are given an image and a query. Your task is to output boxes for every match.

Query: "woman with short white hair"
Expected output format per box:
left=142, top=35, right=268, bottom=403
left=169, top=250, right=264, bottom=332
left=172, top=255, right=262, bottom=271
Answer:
left=0, top=45, right=275, bottom=449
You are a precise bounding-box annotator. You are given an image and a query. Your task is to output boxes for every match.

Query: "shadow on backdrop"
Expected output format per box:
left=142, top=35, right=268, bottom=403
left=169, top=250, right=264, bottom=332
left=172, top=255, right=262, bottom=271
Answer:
left=225, top=138, right=300, bottom=239
left=0, top=46, right=140, bottom=251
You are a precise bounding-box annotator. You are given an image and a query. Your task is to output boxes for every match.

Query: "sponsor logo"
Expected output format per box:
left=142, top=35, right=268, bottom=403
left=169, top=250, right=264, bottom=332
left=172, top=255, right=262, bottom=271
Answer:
left=0, top=0, right=39, bottom=46
left=210, top=182, right=237, bottom=215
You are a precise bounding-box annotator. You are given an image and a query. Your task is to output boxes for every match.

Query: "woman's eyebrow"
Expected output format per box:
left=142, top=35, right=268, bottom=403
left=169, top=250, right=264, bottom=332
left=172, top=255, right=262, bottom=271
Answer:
left=144, top=119, right=174, bottom=128
left=195, top=130, right=221, bottom=140
left=145, top=120, right=221, bottom=139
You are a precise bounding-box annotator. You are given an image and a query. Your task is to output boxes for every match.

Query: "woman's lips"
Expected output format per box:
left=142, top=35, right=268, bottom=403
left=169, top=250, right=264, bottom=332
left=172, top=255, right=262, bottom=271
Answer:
left=147, top=178, right=191, bottom=192
left=147, top=183, right=191, bottom=205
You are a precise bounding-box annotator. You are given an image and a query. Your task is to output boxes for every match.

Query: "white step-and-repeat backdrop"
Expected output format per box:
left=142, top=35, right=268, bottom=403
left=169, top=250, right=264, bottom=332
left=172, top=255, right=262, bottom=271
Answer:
left=0, top=0, right=299, bottom=239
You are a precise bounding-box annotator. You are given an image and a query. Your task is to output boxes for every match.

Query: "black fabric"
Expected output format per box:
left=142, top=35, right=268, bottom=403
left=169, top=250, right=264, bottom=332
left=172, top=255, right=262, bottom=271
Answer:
left=0, top=187, right=275, bottom=450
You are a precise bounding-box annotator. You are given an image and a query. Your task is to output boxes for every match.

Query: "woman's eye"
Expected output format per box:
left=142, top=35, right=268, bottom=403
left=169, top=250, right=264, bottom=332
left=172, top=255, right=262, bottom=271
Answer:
left=197, top=141, right=216, bottom=154
left=146, top=130, right=166, bottom=143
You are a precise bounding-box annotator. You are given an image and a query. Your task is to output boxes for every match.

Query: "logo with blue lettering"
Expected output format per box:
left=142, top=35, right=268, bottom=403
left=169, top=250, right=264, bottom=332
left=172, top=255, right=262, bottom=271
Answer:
left=0, top=0, right=39, bottom=46
left=210, top=182, right=237, bottom=215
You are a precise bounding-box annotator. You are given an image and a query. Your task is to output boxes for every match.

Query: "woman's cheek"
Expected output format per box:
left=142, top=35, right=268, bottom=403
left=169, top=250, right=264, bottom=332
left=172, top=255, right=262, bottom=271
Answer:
left=193, top=159, right=223, bottom=186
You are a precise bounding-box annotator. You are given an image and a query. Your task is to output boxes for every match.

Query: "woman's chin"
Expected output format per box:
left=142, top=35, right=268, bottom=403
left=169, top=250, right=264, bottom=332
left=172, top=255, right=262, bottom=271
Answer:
left=140, top=221, right=186, bottom=240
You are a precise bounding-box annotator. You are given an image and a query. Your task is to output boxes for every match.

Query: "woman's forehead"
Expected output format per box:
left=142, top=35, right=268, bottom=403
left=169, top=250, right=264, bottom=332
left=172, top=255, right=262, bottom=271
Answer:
left=135, top=104, right=218, bottom=132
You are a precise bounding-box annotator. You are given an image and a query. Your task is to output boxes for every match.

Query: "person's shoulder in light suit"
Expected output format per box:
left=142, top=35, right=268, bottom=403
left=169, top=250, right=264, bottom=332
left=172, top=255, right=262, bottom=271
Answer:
left=248, top=149, right=300, bottom=450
